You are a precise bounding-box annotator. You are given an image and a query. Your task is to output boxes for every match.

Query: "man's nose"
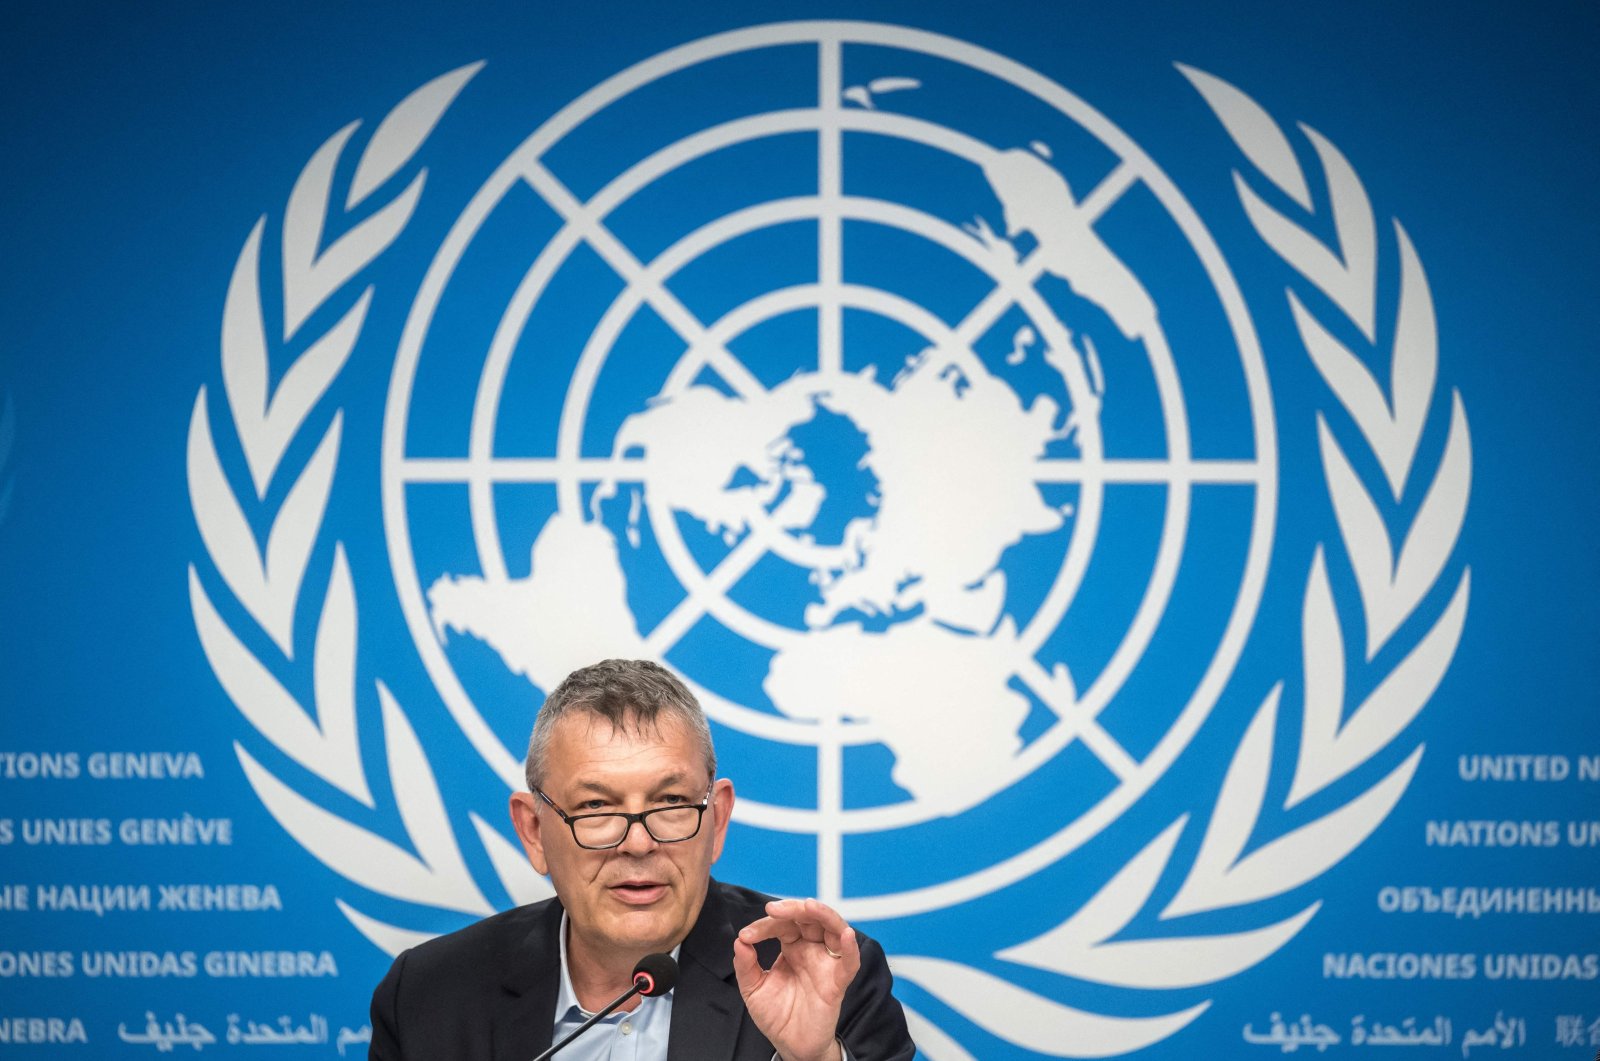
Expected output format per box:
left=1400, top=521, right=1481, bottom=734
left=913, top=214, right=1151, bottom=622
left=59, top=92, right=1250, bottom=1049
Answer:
left=616, top=816, right=659, bottom=855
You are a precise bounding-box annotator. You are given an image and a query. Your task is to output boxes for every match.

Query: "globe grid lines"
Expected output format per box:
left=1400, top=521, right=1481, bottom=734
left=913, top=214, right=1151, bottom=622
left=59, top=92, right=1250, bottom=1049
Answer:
left=462, top=199, right=1157, bottom=789
left=475, top=130, right=1165, bottom=742
left=570, top=36, right=1096, bottom=900
left=411, top=55, right=1232, bottom=840
left=457, top=90, right=1130, bottom=742
left=424, top=183, right=1203, bottom=847
left=382, top=22, right=1278, bottom=914
left=471, top=94, right=1209, bottom=762
left=468, top=87, right=1144, bottom=477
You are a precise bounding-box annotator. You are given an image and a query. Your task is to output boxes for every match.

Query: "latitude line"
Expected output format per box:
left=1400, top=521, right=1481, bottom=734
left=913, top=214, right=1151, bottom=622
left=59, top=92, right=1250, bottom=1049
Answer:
left=397, top=455, right=1265, bottom=486
left=1033, top=457, right=1266, bottom=485
left=519, top=160, right=767, bottom=398
left=398, top=456, right=651, bottom=483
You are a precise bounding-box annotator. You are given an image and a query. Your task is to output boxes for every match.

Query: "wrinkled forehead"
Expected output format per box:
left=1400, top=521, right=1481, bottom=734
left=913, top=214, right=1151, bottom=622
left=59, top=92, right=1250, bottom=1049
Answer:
left=543, top=707, right=704, bottom=777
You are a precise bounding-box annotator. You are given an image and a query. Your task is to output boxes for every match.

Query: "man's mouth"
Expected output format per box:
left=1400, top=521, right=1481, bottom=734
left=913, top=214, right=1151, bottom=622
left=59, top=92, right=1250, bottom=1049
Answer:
left=608, top=880, right=668, bottom=905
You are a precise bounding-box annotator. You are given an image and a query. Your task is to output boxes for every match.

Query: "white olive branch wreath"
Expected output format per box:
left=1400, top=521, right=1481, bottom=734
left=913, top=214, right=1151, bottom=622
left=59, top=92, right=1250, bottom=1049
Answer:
left=186, top=59, right=1472, bottom=1061
left=889, top=67, right=1471, bottom=1059
left=185, top=62, right=553, bottom=958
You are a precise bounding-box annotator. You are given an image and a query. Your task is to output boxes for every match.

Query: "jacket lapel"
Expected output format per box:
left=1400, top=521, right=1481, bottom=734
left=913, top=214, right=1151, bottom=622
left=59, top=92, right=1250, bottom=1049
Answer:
left=667, top=883, right=748, bottom=1061
left=493, top=899, right=563, bottom=1061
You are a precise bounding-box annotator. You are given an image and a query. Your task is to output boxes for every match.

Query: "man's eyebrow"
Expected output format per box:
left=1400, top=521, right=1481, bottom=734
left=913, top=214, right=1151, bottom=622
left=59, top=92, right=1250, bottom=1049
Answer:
left=568, top=774, right=691, bottom=797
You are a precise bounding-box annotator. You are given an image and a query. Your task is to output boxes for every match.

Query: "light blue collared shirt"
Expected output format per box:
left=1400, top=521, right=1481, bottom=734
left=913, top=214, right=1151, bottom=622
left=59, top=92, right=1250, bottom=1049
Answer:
left=551, top=914, right=677, bottom=1061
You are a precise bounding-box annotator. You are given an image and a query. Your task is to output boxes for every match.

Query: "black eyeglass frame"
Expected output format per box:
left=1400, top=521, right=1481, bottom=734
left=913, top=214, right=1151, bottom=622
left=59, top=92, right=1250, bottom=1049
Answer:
left=533, top=786, right=713, bottom=850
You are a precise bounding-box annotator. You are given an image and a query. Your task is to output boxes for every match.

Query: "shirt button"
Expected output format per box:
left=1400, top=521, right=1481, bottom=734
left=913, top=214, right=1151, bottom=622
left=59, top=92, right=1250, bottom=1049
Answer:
left=620, top=1021, right=633, bottom=1035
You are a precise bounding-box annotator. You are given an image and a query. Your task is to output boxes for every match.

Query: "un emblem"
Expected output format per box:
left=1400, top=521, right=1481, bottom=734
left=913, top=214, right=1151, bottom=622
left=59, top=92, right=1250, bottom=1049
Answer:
left=189, top=21, right=1471, bottom=1057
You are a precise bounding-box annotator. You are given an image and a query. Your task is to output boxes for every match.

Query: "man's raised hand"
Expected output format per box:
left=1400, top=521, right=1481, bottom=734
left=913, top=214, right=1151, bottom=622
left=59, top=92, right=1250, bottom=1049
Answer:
left=733, top=898, right=860, bottom=1061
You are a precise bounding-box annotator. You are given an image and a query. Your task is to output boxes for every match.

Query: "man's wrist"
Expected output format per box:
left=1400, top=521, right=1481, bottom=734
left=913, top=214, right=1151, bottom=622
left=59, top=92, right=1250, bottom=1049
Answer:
left=774, top=1037, right=846, bottom=1061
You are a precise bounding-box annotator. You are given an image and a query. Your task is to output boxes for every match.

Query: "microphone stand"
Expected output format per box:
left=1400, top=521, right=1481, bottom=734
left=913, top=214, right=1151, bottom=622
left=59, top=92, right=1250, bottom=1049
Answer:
left=531, top=979, right=646, bottom=1061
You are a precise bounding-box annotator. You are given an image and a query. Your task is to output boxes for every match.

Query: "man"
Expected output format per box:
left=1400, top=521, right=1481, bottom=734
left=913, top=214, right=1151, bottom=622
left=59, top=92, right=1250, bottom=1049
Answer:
left=369, top=659, right=915, bottom=1061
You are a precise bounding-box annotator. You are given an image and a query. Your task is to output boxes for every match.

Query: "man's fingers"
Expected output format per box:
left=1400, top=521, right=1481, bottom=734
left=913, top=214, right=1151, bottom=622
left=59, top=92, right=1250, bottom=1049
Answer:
left=741, top=899, right=863, bottom=983
left=767, top=898, right=848, bottom=929
left=762, top=899, right=851, bottom=934
left=738, top=915, right=805, bottom=945
left=805, top=900, right=858, bottom=958
left=731, top=936, right=764, bottom=993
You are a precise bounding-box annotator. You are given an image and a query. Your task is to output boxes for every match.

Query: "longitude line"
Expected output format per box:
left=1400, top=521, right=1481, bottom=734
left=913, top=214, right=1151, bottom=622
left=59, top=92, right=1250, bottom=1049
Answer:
left=954, top=250, right=1047, bottom=346
left=519, top=160, right=767, bottom=398
left=642, top=530, right=769, bottom=657
left=1016, top=661, right=1137, bottom=779
left=1077, top=159, right=1138, bottom=224
left=815, top=35, right=845, bottom=907
left=952, top=158, right=1139, bottom=347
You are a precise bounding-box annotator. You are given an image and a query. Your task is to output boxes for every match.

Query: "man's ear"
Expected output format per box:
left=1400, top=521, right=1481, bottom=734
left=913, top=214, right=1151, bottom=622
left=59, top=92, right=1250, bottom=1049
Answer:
left=509, top=792, right=549, bottom=875
left=708, top=778, right=735, bottom=863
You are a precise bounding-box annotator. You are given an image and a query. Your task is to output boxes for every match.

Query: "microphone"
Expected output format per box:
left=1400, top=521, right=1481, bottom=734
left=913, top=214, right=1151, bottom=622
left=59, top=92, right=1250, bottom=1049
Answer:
left=531, top=953, right=678, bottom=1061
left=631, top=952, right=677, bottom=998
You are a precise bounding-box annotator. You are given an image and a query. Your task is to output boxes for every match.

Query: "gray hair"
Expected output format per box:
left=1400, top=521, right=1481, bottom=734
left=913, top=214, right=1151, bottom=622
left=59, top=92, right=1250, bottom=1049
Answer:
left=524, top=659, right=716, bottom=791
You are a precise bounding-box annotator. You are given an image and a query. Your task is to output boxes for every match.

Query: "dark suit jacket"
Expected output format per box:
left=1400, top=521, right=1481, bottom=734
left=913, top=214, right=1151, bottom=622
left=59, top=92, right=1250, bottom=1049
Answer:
left=369, top=879, right=915, bottom=1061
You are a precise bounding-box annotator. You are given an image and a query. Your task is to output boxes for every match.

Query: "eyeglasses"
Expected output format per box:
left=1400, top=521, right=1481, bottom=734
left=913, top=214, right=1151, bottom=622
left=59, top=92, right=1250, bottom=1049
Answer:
left=534, top=787, right=712, bottom=850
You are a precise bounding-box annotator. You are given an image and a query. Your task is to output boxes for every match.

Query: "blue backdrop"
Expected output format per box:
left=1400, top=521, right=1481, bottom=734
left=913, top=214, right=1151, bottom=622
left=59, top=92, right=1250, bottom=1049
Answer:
left=2, top=1, right=1597, bottom=1057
